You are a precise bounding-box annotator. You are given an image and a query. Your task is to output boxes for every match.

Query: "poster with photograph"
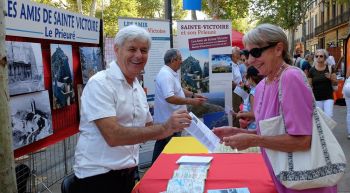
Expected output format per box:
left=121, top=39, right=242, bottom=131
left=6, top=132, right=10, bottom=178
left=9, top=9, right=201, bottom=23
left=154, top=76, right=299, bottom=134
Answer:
left=50, top=44, right=75, bottom=109
left=177, top=20, right=233, bottom=125
left=10, top=91, right=53, bottom=150
left=211, top=54, right=232, bottom=73
left=189, top=92, right=228, bottom=129
left=180, top=48, right=209, bottom=93
left=6, top=41, right=44, bottom=96
left=80, top=47, right=103, bottom=84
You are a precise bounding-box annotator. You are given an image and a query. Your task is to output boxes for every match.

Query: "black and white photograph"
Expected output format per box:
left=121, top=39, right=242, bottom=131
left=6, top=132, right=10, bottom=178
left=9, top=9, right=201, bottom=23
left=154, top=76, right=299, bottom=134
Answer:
left=6, top=41, right=44, bottom=96
left=10, top=91, right=53, bottom=150
left=79, top=47, right=103, bottom=84
left=50, top=44, right=75, bottom=109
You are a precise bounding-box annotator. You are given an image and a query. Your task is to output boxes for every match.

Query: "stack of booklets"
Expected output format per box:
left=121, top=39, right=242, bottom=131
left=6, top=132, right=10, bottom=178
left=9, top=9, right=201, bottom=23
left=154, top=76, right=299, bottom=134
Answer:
left=165, top=156, right=213, bottom=193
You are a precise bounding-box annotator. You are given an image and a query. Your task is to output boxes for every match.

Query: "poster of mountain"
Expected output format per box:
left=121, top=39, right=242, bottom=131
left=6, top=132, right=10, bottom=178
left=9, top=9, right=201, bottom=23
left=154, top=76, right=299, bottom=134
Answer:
left=180, top=48, right=209, bottom=93
left=50, top=44, right=75, bottom=109
left=6, top=41, right=44, bottom=96
left=176, top=20, right=233, bottom=125
left=10, top=91, right=53, bottom=150
left=79, top=47, right=103, bottom=84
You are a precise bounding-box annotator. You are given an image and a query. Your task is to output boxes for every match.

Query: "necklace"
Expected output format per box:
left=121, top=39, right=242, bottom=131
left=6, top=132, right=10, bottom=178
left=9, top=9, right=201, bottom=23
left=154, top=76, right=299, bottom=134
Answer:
left=257, top=63, right=288, bottom=114
left=265, top=63, right=287, bottom=84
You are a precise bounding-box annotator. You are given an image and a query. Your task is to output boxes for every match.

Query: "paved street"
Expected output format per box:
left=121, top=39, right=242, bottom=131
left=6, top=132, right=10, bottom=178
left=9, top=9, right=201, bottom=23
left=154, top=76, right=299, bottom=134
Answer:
left=332, top=105, right=350, bottom=193
left=45, top=105, right=350, bottom=193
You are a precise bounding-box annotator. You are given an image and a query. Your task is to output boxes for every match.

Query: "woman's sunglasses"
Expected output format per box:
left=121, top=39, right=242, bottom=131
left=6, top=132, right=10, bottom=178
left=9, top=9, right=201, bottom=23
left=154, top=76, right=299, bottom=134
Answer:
left=247, top=43, right=277, bottom=58
left=315, top=55, right=324, bottom=58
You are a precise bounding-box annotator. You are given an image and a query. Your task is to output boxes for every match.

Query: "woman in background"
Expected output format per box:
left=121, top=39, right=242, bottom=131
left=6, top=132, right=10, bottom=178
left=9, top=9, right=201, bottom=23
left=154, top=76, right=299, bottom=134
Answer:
left=308, top=49, right=337, bottom=117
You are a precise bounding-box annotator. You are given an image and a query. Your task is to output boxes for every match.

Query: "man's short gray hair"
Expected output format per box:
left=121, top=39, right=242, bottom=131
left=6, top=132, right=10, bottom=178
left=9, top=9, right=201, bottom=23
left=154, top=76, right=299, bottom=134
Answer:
left=114, top=25, right=152, bottom=48
left=164, top=48, right=180, bottom=65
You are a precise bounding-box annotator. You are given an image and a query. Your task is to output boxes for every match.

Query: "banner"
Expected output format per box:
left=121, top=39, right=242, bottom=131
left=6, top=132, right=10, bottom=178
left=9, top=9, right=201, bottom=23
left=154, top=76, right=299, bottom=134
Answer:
left=176, top=20, right=232, bottom=124
left=118, top=18, right=171, bottom=96
left=5, top=0, right=100, bottom=44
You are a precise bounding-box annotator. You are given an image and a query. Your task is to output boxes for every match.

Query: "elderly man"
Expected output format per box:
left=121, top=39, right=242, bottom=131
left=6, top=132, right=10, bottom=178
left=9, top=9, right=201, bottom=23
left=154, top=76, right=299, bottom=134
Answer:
left=152, top=48, right=207, bottom=162
left=231, top=47, right=243, bottom=127
left=73, top=26, right=191, bottom=193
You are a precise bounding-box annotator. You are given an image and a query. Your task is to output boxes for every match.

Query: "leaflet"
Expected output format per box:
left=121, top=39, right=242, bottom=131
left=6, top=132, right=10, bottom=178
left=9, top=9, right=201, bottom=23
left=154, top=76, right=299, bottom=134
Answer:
left=185, top=112, right=220, bottom=152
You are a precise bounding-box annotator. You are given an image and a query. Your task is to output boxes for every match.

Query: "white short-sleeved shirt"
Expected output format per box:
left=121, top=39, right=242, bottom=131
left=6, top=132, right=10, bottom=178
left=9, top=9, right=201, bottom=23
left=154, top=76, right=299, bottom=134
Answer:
left=74, top=61, right=153, bottom=179
left=326, top=55, right=336, bottom=66
left=232, top=61, right=242, bottom=84
left=154, top=65, right=186, bottom=124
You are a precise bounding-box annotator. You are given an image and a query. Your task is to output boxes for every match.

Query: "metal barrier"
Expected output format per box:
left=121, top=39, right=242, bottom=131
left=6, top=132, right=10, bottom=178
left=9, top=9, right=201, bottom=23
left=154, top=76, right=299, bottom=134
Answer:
left=15, top=135, right=78, bottom=193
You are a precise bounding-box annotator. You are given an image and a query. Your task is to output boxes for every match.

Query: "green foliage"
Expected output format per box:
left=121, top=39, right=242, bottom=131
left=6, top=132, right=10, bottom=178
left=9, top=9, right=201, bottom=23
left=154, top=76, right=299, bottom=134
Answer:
left=251, top=0, right=318, bottom=30
left=137, top=0, right=163, bottom=18
left=103, top=0, right=139, bottom=37
left=232, top=18, right=257, bottom=33
left=201, top=0, right=250, bottom=20
left=172, top=0, right=188, bottom=21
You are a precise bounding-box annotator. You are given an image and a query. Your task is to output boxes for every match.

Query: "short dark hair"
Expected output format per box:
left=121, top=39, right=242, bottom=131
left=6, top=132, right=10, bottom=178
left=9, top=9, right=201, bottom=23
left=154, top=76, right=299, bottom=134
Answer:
left=246, top=66, right=264, bottom=84
left=240, top=50, right=249, bottom=58
left=164, top=48, right=179, bottom=65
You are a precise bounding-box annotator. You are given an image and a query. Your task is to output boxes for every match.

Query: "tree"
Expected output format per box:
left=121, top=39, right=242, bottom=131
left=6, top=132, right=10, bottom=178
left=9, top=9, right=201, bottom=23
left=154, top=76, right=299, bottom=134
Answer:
left=201, top=0, right=250, bottom=32
left=0, top=0, right=17, bottom=192
left=103, top=0, right=139, bottom=37
left=201, top=0, right=250, bottom=19
left=137, top=0, right=163, bottom=18
left=251, top=0, right=317, bottom=55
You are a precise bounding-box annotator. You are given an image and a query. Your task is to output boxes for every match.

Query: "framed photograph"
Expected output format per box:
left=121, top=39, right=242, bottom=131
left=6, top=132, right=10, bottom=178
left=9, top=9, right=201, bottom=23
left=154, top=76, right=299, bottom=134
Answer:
left=10, top=91, right=53, bottom=150
left=50, top=44, right=75, bottom=109
left=211, top=54, right=233, bottom=73
left=79, top=47, right=103, bottom=84
left=6, top=41, right=44, bottom=96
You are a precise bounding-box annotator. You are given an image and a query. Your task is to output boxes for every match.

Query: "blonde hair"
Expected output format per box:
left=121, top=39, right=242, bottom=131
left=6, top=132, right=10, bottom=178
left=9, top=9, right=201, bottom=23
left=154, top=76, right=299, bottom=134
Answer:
left=243, top=23, right=291, bottom=64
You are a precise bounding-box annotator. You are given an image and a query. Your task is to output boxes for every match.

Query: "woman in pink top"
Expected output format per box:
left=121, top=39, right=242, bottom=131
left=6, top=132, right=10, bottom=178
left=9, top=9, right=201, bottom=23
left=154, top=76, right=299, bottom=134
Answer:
left=213, top=24, right=337, bottom=193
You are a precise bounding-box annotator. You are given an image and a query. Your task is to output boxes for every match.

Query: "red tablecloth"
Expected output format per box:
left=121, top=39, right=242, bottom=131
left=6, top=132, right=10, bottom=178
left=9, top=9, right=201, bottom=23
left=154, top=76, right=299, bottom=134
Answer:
left=133, top=153, right=277, bottom=193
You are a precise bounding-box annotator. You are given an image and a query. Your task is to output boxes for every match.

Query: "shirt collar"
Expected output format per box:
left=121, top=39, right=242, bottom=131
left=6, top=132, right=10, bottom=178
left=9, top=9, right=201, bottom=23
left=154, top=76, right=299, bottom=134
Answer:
left=163, top=65, right=178, bottom=77
left=107, top=60, right=139, bottom=85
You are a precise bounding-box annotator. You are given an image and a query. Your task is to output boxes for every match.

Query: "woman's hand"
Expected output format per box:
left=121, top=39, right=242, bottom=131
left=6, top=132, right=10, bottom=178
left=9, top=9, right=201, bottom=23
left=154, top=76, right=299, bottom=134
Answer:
left=212, top=126, right=242, bottom=142
left=223, top=133, right=258, bottom=150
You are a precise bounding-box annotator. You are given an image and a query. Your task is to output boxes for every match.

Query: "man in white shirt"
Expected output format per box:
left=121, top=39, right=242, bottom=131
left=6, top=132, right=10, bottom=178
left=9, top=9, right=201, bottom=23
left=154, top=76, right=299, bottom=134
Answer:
left=231, top=47, right=243, bottom=127
left=73, top=26, right=192, bottom=193
left=152, top=49, right=207, bottom=162
left=326, top=53, right=336, bottom=66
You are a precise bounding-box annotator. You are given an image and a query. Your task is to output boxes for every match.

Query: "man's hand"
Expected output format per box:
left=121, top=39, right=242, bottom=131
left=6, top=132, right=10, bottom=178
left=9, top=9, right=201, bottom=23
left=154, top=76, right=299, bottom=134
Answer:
left=188, top=97, right=207, bottom=106
left=160, top=109, right=192, bottom=139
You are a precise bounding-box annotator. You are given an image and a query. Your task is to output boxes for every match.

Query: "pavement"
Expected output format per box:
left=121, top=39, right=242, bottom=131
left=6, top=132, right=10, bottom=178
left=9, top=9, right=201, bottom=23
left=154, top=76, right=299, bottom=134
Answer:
left=44, top=105, right=350, bottom=193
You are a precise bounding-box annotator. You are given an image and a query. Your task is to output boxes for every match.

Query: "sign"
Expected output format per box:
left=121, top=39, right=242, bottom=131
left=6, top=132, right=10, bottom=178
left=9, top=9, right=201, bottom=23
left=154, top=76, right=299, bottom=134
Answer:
left=5, top=0, right=100, bottom=44
left=176, top=20, right=232, bottom=125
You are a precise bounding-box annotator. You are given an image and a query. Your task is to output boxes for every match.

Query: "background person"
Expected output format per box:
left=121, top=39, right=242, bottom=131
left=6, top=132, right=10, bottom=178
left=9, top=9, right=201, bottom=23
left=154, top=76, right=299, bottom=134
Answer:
left=213, top=23, right=336, bottom=193
left=236, top=66, right=263, bottom=130
left=308, top=49, right=337, bottom=118
left=343, top=61, right=350, bottom=139
left=73, top=25, right=191, bottom=193
left=231, top=46, right=243, bottom=127
left=152, top=48, right=207, bottom=163
left=301, top=53, right=313, bottom=76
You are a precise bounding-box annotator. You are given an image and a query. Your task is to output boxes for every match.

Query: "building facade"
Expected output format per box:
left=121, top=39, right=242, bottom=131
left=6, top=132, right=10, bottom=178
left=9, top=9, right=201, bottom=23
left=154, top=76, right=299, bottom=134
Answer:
left=294, top=0, right=349, bottom=64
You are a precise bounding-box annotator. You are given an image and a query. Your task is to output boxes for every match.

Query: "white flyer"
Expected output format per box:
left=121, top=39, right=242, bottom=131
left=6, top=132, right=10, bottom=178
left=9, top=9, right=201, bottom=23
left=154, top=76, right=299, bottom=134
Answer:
left=185, top=112, right=220, bottom=152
